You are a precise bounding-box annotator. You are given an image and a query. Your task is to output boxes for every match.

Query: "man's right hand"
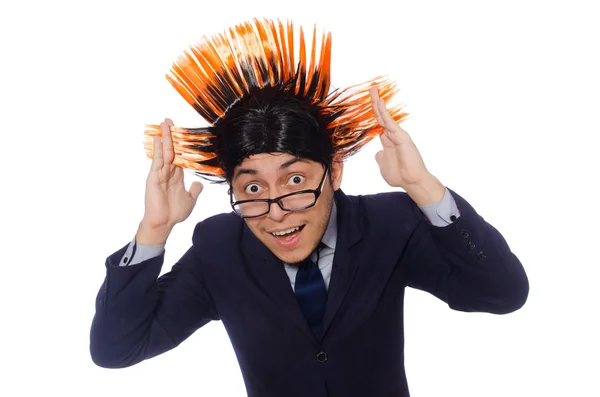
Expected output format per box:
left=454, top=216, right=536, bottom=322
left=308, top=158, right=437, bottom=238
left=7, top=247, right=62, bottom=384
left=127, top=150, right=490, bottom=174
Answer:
left=136, top=118, right=204, bottom=245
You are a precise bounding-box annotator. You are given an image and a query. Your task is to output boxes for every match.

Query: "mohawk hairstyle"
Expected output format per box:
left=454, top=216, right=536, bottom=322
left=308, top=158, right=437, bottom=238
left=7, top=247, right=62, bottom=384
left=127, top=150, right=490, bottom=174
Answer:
left=144, top=18, right=408, bottom=182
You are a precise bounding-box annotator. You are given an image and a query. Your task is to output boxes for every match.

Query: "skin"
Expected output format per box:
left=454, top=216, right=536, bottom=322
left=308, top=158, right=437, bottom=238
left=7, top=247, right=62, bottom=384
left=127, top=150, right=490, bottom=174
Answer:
left=136, top=87, right=446, bottom=252
left=230, top=153, right=343, bottom=264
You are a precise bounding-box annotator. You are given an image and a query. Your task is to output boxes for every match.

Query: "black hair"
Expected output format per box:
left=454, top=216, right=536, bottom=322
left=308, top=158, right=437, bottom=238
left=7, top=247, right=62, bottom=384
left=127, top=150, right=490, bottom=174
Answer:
left=210, top=85, right=334, bottom=183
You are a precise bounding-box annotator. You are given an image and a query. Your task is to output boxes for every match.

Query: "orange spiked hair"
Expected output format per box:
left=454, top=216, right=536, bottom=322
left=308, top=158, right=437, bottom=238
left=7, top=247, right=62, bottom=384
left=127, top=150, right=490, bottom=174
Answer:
left=144, top=18, right=408, bottom=180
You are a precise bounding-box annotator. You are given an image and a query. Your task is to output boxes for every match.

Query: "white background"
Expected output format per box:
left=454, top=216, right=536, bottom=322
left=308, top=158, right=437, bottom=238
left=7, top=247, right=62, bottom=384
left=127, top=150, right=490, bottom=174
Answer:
left=1, top=0, right=599, bottom=396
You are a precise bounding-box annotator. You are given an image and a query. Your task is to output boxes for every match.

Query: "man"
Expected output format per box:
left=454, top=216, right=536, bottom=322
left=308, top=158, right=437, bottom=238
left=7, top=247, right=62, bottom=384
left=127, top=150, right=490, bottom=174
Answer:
left=90, top=19, right=528, bottom=397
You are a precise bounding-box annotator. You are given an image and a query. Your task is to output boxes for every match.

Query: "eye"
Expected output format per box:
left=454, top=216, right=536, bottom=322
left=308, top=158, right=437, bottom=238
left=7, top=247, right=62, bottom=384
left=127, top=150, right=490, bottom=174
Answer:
left=288, top=174, right=305, bottom=185
left=244, top=183, right=262, bottom=195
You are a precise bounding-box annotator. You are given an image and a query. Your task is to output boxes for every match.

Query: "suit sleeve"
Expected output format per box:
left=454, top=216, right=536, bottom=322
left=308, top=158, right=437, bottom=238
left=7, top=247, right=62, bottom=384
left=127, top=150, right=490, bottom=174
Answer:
left=90, top=222, right=219, bottom=368
left=403, top=187, right=529, bottom=314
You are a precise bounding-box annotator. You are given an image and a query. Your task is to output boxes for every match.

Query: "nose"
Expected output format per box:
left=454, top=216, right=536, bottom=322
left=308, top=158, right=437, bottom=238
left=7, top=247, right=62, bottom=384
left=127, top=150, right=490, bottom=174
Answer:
left=267, top=200, right=288, bottom=222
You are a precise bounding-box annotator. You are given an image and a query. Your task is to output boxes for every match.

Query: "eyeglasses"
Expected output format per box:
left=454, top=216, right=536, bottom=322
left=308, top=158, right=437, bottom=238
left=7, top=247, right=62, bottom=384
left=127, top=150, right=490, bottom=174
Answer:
left=229, top=168, right=329, bottom=219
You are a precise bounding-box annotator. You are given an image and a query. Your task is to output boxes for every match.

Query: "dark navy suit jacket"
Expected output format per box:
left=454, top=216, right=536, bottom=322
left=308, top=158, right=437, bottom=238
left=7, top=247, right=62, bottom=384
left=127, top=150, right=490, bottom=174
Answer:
left=90, top=188, right=528, bottom=397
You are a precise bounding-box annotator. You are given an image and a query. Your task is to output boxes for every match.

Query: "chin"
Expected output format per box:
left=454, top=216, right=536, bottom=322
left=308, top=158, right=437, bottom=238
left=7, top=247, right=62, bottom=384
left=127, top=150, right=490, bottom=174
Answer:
left=275, top=250, right=312, bottom=266
left=268, top=241, right=313, bottom=265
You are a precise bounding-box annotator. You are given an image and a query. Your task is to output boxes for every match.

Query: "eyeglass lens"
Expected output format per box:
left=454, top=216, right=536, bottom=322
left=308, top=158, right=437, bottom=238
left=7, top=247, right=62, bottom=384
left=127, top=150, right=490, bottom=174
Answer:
left=233, top=192, right=316, bottom=217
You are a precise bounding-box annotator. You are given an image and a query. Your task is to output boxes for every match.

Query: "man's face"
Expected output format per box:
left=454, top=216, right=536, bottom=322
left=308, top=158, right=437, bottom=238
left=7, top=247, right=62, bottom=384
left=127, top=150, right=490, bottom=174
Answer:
left=230, top=153, right=343, bottom=264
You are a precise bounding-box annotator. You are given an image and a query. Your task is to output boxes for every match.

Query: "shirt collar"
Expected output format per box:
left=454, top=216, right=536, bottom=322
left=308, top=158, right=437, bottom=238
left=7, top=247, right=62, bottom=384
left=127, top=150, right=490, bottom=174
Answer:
left=320, top=198, right=338, bottom=250
left=281, top=199, right=338, bottom=268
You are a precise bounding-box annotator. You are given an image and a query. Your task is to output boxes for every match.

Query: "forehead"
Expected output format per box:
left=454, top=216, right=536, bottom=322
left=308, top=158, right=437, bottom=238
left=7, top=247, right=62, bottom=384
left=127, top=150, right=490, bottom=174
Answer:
left=232, top=153, right=318, bottom=180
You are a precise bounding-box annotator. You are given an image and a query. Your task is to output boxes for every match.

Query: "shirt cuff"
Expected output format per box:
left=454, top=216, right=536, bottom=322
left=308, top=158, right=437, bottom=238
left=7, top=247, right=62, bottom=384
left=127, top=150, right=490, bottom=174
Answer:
left=120, top=236, right=165, bottom=266
left=417, top=187, right=461, bottom=227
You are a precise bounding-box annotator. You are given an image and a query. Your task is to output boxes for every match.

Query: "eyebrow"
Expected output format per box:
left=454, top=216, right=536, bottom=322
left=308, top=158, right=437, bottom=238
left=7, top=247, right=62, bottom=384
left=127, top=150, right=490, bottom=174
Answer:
left=233, top=157, right=310, bottom=180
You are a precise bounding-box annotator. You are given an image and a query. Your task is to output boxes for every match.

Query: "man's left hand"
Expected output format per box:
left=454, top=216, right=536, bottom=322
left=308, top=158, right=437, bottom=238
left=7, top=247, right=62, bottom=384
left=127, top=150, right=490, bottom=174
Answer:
left=370, top=86, right=446, bottom=206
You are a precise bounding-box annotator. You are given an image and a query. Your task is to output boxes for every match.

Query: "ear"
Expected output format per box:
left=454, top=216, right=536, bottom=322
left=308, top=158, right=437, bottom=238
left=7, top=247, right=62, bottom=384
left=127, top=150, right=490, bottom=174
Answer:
left=330, top=157, right=344, bottom=191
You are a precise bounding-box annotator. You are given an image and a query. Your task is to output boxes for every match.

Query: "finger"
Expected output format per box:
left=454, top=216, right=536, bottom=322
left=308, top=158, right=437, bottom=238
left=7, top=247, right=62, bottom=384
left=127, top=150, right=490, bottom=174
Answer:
left=165, top=118, right=174, bottom=127
left=173, top=164, right=184, bottom=180
left=151, top=131, right=164, bottom=171
left=189, top=181, right=204, bottom=201
left=377, top=98, right=401, bottom=132
left=369, top=85, right=380, bottom=102
left=379, top=132, right=394, bottom=147
left=376, top=98, right=390, bottom=125
left=369, top=86, right=384, bottom=126
left=161, top=119, right=175, bottom=165
left=376, top=99, right=395, bottom=138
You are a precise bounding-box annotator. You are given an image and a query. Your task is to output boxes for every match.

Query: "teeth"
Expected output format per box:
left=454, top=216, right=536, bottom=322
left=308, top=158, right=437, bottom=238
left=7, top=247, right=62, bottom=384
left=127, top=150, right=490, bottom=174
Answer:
left=272, top=226, right=300, bottom=236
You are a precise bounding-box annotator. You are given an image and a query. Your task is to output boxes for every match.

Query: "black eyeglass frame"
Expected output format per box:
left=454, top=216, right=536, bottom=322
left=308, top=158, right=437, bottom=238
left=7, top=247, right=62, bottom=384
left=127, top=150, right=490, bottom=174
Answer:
left=229, top=167, right=329, bottom=219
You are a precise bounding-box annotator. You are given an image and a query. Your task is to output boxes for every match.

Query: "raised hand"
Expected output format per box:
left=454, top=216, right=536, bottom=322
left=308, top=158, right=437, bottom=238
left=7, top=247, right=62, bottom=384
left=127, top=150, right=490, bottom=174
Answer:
left=370, top=87, right=445, bottom=206
left=136, top=118, right=203, bottom=245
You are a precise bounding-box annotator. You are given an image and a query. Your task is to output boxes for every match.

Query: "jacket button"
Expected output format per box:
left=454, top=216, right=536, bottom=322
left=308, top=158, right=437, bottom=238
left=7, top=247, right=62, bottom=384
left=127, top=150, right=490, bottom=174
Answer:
left=461, top=229, right=470, bottom=238
left=467, top=241, right=476, bottom=250
left=477, top=251, right=486, bottom=260
left=316, top=351, right=328, bottom=363
left=450, top=215, right=457, bottom=222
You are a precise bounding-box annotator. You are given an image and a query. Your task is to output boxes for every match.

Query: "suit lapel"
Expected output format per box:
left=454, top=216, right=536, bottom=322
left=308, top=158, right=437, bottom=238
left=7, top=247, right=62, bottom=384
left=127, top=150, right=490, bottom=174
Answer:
left=241, top=223, right=317, bottom=345
left=321, top=189, right=362, bottom=339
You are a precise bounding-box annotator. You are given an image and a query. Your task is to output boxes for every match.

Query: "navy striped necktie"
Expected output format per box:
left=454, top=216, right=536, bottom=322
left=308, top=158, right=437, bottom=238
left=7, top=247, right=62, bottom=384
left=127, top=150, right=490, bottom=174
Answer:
left=294, top=243, right=327, bottom=338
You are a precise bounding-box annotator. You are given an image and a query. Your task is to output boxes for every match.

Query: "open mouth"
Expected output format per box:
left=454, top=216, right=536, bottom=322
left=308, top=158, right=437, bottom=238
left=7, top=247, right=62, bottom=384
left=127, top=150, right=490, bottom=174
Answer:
left=270, top=224, right=306, bottom=239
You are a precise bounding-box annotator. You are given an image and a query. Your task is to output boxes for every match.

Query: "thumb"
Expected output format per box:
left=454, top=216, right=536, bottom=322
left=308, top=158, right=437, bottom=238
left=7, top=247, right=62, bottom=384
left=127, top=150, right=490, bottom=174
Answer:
left=189, top=181, right=204, bottom=201
left=375, top=150, right=383, bottom=167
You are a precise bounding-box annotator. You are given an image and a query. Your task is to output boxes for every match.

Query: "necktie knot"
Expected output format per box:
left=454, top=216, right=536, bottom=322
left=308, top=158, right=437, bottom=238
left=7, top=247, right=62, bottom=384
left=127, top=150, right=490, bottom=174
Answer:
left=297, top=242, right=326, bottom=268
